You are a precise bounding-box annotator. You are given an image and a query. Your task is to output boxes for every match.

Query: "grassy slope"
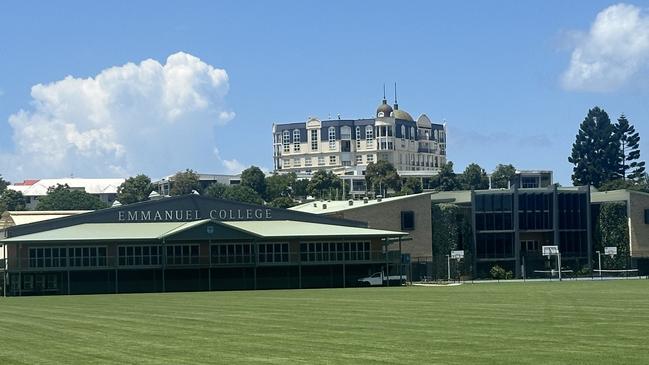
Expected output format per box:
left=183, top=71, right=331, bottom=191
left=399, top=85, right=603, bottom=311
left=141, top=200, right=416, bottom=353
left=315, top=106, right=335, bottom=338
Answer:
left=1, top=281, right=649, bottom=364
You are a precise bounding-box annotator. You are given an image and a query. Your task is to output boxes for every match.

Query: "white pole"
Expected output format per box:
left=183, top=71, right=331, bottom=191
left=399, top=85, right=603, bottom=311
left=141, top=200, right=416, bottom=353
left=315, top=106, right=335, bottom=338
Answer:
left=447, top=255, right=450, bottom=282
left=558, top=253, right=562, bottom=281
left=597, top=251, right=601, bottom=280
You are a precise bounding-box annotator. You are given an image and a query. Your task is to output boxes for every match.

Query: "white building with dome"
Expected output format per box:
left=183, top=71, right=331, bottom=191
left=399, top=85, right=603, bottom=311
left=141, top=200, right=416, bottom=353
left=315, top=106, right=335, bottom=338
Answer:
left=272, top=95, right=447, bottom=195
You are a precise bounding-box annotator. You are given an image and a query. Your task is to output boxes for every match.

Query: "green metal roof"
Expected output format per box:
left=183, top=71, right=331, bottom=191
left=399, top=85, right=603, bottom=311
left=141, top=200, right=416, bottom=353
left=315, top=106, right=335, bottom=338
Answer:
left=221, top=220, right=406, bottom=238
left=0, top=222, right=191, bottom=242
left=1, top=219, right=407, bottom=243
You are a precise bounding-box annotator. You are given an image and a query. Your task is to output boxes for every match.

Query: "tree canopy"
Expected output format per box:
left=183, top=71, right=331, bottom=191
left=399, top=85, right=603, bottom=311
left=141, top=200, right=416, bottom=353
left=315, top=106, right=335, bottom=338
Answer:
left=117, top=174, right=154, bottom=205
left=365, top=160, right=401, bottom=196
left=241, top=166, right=267, bottom=197
left=491, top=164, right=516, bottom=189
left=0, top=175, right=9, bottom=192
left=204, top=182, right=264, bottom=205
left=569, top=107, right=621, bottom=188
left=37, top=184, right=108, bottom=210
left=434, top=161, right=460, bottom=191
left=616, top=114, right=645, bottom=181
left=169, top=169, right=201, bottom=196
left=461, top=163, right=489, bottom=190
left=222, top=185, right=264, bottom=205
left=0, top=189, right=26, bottom=212
left=264, top=172, right=296, bottom=201
left=401, top=177, right=423, bottom=195
left=307, top=170, right=342, bottom=199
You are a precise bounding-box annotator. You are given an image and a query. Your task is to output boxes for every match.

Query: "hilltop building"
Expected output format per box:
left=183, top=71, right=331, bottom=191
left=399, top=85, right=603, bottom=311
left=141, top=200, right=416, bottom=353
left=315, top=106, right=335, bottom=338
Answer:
left=272, top=94, right=447, bottom=197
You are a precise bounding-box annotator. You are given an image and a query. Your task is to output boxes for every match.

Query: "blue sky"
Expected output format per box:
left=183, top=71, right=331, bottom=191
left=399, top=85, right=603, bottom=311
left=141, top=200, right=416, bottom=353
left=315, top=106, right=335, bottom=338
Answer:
left=1, top=1, right=648, bottom=185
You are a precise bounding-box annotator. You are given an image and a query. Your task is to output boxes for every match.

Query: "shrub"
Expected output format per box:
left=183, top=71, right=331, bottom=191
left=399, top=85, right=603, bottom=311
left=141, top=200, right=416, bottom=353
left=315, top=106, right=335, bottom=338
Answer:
left=490, top=265, right=513, bottom=280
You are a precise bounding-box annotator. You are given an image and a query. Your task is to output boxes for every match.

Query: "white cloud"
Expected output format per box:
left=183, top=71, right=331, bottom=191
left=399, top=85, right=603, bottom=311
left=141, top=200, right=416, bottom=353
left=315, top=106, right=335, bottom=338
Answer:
left=562, top=4, right=649, bottom=91
left=1, top=52, right=239, bottom=180
left=212, top=147, right=245, bottom=175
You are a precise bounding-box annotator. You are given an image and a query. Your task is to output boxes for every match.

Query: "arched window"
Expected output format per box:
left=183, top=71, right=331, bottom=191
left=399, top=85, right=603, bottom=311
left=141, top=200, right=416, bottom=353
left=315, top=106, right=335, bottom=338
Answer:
left=283, top=130, right=290, bottom=152
left=401, top=125, right=406, bottom=139
left=410, top=127, right=415, bottom=140
left=328, top=127, right=336, bottom=150
left=378, top=112, right=384, bottom=117
left=293, top=129, right=300, bottom=152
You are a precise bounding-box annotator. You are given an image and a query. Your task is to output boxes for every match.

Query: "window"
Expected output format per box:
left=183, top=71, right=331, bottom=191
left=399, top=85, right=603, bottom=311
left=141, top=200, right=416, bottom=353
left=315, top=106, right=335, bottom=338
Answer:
left=166, top=244, right=199, bottom=265
left=118, top=245, right=161, bottom=266
left=401, top=211, right=415, bottom=230
left=645, top=209, right=649, bottom=224
left=300, top=241, right=370, bottom=262
left=410, top=127, right=415, bottom=140
left=258, top=243, right=289, bottom=263
left=310, top=129, right=318, bottom=151
left=356, top=155, right=363, bottom=164
left=328, top=127, right=336, bottom=150
left=29, top=247, right=67, bottom=268
left=401, top=125, right=406, bottom=139
left=283, top=130, right=290, bottom=152
left=211, top=243, right=254, bottom=264
left=283, top=159, right=290, bottom=168
left=69, top=247, right=107, bottom=267
left=305, top=157, right=312, bottom=167
left=365, top=126, right=374, bottom=148
left=318, top=156, right=325, bottom=166
left=355, top=127, right=361, bottom=149
left=367, top=154, right=374, bottom=163
left=293, top=129, right=301, bottom=152
left=521, top=176, right=539, bottom=188
left=329, top=155, right=337, bottom=165
left=341, top=126, right=351, bottom=140
left=293, top=157, right=301, bottom=167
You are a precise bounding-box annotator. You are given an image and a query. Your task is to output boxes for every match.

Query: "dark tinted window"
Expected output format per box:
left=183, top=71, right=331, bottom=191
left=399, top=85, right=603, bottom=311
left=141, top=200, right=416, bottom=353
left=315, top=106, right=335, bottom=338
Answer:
left=401, top=211, right=415, bottom=230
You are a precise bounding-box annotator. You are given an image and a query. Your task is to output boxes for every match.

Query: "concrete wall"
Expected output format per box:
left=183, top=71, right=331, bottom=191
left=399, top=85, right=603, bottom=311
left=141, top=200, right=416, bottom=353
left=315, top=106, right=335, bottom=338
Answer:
left=629, top=191, right=649, bottom=258
left=325, top=194, right=433, bottom=258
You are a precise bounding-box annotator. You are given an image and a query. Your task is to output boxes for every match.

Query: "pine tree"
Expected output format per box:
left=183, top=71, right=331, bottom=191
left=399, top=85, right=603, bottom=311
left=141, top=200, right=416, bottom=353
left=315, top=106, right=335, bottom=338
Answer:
left=616, top=114, right=645, bottom=181
left=569, top=107, right=621, bottom=188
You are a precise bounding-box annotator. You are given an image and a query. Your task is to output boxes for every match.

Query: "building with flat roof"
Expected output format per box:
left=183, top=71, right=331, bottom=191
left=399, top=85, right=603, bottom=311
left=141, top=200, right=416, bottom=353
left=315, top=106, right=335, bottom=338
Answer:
left=153, top=173, right=241, bottom=196
left=430, top=186, right=649, bottom=278
left=8, top=178, right=125, bottom=210
left=0, top=195, right=407, bottom=296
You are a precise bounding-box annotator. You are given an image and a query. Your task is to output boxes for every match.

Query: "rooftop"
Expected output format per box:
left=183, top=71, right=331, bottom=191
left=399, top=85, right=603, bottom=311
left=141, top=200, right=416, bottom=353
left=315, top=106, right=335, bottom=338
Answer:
left=8, top=178, right=125, bottom=196
left=289, top=193, right=431, bottom=214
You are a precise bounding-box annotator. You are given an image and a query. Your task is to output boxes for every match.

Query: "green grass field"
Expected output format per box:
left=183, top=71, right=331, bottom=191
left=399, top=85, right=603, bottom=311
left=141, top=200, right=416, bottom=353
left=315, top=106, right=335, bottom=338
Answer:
left=1, top=281, right=649, bottom=364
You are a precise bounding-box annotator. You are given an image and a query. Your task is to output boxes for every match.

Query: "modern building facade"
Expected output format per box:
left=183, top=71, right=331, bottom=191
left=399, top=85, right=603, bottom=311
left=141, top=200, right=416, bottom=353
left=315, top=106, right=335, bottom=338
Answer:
left=272, top=97, right=447, bottom=181
left=0, top=195, right=407, bottom=296
left=154, top=173, right=241, bottom=196
left=291, top=193, right=433, bottom=279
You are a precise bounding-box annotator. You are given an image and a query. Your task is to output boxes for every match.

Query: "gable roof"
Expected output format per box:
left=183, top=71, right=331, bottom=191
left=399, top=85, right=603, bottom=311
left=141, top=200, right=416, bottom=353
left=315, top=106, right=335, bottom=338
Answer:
left=4, top=194, right=368, bottom=239
left=1, top=219, right=406, bottom=243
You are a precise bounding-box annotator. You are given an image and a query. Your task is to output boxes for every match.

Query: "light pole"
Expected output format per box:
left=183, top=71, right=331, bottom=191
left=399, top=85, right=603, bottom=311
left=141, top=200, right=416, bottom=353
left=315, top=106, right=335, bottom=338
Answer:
left=596, top=250, right=602, bottom=280
left=557, top=252, right=562, bottom=281
left=446, top=254, right=451, bottom=282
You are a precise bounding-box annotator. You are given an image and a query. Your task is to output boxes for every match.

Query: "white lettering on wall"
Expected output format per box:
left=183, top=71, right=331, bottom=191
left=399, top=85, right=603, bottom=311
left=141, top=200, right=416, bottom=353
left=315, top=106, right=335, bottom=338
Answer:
left=117, top=208, right=273, bottom=222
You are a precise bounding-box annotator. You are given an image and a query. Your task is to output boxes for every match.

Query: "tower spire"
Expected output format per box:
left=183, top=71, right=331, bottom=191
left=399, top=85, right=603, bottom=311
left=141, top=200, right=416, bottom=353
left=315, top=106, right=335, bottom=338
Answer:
left=393, top=82, right=399, bottom=110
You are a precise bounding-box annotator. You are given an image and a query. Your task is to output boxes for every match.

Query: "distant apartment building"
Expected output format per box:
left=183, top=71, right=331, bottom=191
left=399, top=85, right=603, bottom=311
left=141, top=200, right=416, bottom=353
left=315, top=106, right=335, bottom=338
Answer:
left=272, top=96, right=447, bottom=195
left=8, top=178, right=125, bottom=210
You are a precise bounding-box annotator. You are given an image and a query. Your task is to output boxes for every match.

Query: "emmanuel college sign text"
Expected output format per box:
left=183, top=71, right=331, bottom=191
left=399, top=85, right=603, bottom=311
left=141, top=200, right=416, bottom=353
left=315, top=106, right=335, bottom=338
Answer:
left=118, top=208, right=273, bottom=222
